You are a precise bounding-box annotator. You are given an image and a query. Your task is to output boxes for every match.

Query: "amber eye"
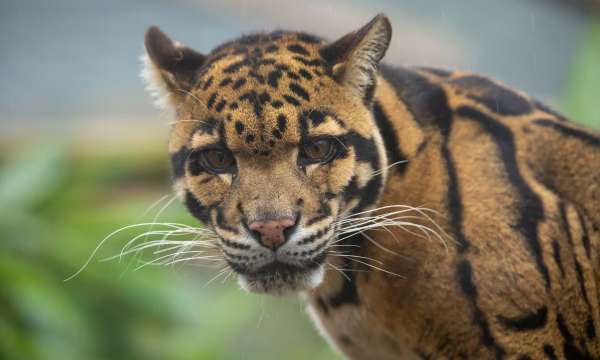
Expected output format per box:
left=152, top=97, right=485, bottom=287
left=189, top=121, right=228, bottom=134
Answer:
left=198, top=149, right=236, bottom=173
left=300, top=138, right=338, bottom=165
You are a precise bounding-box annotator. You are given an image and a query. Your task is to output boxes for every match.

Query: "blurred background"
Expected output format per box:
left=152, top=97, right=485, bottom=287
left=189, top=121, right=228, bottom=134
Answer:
left=1, top=0, right=599, bottom=359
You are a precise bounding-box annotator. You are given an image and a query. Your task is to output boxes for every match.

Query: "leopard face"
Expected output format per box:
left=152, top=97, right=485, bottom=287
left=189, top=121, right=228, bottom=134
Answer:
left=142, top=15, right=391, bottom=294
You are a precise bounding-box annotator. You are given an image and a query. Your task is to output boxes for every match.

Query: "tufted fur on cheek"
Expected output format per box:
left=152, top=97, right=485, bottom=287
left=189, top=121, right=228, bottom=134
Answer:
left=319, top=14, right=391, bottom=103
left=141, top=26, right=206, bottom=112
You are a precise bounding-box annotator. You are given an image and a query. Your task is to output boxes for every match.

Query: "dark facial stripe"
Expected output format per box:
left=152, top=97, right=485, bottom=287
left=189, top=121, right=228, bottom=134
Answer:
left=496, top=306, right=548, bottom=331
left=456, top=260, right=506, bottom=358
left=457, top=106, right=550, bottom=289
left=170, top=147, right=190, bottom=179
left=184, top=191, right=210, bottom=224
left=534, top=119, right=600, bottom=147
left=372, top=101, right=407, bottom=175
left=327, top=242, right=361, bottom=307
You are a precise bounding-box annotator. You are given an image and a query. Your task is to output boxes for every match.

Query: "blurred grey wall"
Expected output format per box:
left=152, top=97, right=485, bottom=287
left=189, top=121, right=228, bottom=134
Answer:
left=0, top=0, right=587, bottom=137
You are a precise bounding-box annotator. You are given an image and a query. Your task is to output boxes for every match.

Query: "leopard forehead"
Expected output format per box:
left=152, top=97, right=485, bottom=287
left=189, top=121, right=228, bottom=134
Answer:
left=173, top=32, right=368, bottom=153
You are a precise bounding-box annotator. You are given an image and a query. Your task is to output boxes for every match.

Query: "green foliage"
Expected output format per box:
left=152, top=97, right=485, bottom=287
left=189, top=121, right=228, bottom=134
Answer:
left=564, top=19, right=600, bottom=129
left=0, top=145, right=339, bottom=360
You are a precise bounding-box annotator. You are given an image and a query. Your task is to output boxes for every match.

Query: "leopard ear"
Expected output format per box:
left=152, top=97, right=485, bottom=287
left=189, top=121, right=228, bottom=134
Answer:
left=320, top=14, right=391, bottom=103
left=141, top=26, right=206, bottom=111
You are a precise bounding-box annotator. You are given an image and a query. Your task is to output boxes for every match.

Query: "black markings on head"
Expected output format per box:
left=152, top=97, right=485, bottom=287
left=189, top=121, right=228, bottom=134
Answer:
left=267, top=70, right=283, bottom=88
left=202, top=76, right=213, bottom=90
left=265, top=45, right=278, bottom=53
left=199, top=117, right=218, bottom=135
left=249, top=70, right=265, bottom=84
left=287, top=44, right=310, bottom=56
left=289, top=83, right=310, bottom=101
left=223, top=58, right=251, bottom=73
left=297, top=32, right=322, bottom=44
left=229, top=101, right=239, bottom=110
left=219, top=77, right=232, bottom=87
left=235, top=121, right=245, bottom=134
left=283, top=95, right=301, bottom=106
left=271, top=100, right=283, bottom=109
left=293, top=56, right=322, bottom=67
left=232, top=78, right=246, bottom=90
left=239, top=91, right=262, bottom=116
left=277, top=114, right=287, bottom=133
left=259, top=91, right=271, bottom=104
left=207, top=92, right=217, bottom=109
left=308, top=110, right=326, bottom=127
left=298, top=68, right=313, bottom=80
left=287, top=71, right=301, bottom=80
left=215, top=99, right=227, bottom=112
left=451, top=76, right=532, bottom=116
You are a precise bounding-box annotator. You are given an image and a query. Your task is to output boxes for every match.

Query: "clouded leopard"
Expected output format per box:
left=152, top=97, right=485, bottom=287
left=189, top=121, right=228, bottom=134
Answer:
left=141, top=14, right=600, bottom=359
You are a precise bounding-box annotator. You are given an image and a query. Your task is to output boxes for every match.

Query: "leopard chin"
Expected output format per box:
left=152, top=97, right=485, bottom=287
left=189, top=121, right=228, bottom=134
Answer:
left=237, top=262, right=325, bottom=296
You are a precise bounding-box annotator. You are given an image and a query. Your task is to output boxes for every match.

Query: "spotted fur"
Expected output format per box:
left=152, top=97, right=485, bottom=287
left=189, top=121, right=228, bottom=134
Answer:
left=142, top=14, right=600, bottom=359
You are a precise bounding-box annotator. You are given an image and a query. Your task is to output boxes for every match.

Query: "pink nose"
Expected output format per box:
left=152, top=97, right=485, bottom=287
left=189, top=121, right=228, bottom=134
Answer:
left=249, top=218, right=295, bottom=250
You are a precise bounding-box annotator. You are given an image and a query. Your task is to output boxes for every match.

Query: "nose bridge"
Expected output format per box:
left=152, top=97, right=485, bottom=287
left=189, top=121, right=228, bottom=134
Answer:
left=238, top=159, right=301, bottom=221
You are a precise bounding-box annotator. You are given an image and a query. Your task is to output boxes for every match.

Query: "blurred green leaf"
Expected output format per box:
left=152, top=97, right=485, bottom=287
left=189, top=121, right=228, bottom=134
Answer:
left=564, top=20, right=600, bottom=129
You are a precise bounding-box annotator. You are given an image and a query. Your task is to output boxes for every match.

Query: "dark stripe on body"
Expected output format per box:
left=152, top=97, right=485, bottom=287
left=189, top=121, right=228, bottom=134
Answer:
left=457, top=106, right=550, bottom=289
left=372, top=101, right=407, bottom=175
left=496, top=306, right=548, bottom=331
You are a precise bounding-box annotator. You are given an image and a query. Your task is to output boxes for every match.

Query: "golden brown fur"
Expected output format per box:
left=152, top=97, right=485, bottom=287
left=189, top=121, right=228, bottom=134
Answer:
left=142, top=14, right=600, bottom=359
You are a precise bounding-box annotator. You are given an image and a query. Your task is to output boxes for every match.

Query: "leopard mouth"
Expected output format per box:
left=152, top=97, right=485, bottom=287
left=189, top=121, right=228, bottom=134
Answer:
left=233, top=255, right=327, bottom=295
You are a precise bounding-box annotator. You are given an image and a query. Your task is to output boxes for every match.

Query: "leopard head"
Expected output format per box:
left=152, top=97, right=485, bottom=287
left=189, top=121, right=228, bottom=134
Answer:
left=142, top=15, right=392, bottom=295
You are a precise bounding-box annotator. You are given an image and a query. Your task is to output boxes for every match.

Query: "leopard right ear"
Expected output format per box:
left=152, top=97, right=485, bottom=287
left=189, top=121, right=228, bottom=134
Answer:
left=141, top=26, right=206, bottom=111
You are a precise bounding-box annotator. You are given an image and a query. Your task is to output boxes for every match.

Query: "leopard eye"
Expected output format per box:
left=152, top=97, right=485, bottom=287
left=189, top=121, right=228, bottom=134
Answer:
left=300, top=138, right=338, bottom=165
left=198, top=149, right=236, bottom=174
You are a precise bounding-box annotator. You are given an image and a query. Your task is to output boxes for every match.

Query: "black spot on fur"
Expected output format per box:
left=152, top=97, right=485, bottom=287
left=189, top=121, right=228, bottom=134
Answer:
left=289, top=83, right=310, bottom=101
left=277, top=114, right=287, bottom=133
left=267, top=70, right=283, bottom=88
left=245, top=134, right=255, bottom=144
left=451, top=75, right=532, bottom=116
left=271, top=100, right=283, bottom=109
left=232, top=78, right=246, bottom=90
left=298, top=68, right=313, bottom=80
left=297, top=32, right=322, bottom=44
left=235, top=121, right=245, bottom=134
left=202, top=76, right=213, bottom=90
left=293, top=56, right=322, bottom=67
left=283, top=95, right=301, bottom=106
left=219, top=77, right=232, bottom=87
left=265, top=45, right=278, bottom=53
left=287, top=71, right=301, bottom=80
left=229, top=102, right=239, bottom=110
left=215, top=99, right=227, bottom=112
left=223, top=58, right=250, bottom=73
left=207, top=92, right=217, bottom=109
left=259, top=91, right=271, bottom=104
left=287, top=44, right=310, bottom=56
left=239, top=91, right=262, bottom=116
left=198, top=117, right=218, bottom=135
left=272, top=129, right=282, bottom=139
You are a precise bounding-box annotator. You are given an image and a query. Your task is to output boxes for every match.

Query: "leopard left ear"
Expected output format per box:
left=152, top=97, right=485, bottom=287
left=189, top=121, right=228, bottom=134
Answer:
left=141, top=26, right=206, bottom=111
left=320, top=14, right=392, bottom=103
